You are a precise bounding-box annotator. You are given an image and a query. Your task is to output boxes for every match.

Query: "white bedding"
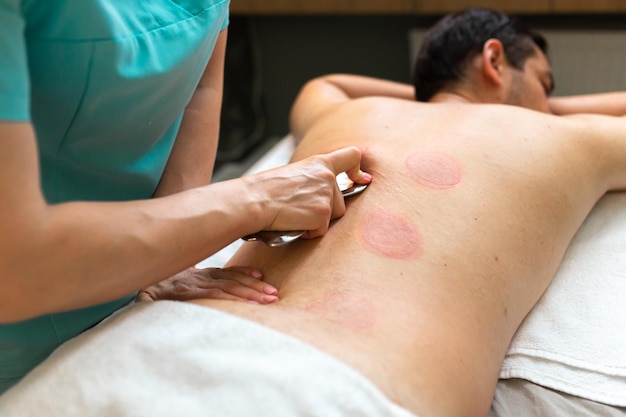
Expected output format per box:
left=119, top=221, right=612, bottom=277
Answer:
left=0, top=301, right=417, bottom=417
left=501, top=192, right=626, bottom=406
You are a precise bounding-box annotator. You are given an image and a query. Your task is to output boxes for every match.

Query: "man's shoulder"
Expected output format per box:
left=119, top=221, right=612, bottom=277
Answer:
left=341, top=96, right=426, bottom=113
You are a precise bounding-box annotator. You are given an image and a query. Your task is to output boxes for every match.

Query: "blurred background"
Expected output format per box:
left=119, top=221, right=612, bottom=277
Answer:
left=214, top=0, right=626, bottom=180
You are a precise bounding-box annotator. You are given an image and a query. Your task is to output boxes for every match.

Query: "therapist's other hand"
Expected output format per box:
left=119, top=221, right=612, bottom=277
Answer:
left=135, top=266, right=278, bottom=304
left=246, top=146, right=372, bottom=239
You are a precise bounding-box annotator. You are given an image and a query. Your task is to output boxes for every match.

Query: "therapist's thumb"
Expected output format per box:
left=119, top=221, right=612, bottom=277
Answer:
left=325, top=146, right=372, bottom=184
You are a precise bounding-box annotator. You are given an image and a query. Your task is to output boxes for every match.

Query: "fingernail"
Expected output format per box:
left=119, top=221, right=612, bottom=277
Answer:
left=263, top=286, right=278, bottom=295
left=262, top=295, right=279, bottom=303
left=251, top=270, right=263, bottom=279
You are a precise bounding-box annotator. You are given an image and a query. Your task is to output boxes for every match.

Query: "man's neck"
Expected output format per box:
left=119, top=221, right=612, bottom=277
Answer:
left=428, top=91, right=474, bottom=104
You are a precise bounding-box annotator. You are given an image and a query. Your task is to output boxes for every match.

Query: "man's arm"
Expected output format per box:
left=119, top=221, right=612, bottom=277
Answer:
left=549, top=92, right=626, bottom=116
left=289, top=74, right=415, bottom=142
left=563, top=111, right=626, bottom=193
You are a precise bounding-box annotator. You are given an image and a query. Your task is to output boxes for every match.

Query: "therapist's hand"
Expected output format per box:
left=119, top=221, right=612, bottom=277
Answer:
left=135, top=266, right=278, bottom=304
left=247, top=146, right=372, bottom=239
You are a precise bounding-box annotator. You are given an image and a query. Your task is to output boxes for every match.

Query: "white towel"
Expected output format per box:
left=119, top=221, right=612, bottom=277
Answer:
left=0, top=302, right=417, bottom=417
left=501, top=192, right=626, bottom=406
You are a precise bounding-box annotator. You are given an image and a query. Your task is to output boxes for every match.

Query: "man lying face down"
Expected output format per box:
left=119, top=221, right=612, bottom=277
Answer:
left=2, top=7, right=626, bottom=417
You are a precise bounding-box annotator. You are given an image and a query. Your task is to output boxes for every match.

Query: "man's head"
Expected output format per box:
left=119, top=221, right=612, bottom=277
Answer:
left=412, top=8, right=552, bottom=110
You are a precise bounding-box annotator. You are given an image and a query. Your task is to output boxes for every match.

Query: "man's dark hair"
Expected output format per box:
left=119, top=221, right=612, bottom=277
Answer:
left=412, top=8, right=548, bottom=102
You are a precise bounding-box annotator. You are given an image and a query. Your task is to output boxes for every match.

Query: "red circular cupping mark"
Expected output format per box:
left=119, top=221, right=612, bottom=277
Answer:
left=360, top=208, right=423, bottom=260
left=405, top=151, right=462, bottom=189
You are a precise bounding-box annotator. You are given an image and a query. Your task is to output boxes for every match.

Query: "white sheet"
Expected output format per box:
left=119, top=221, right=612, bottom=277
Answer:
left=0, top=302, right=417, bottom=417
left=500, top=192, right=626, bottom=406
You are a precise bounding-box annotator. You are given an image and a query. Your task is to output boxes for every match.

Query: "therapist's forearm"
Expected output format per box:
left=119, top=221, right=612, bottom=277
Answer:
left=2, top=179, right=266, bottom=323
left=153, top=30, right=227, bottom=197
left=154, top=92, right=221, bottom=196
left=1, top=121, right=368, bottom=323
left=549, top=92, right=626, bottom=116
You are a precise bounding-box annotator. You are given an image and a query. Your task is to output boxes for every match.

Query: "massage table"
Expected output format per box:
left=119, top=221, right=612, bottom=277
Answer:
left=0, top=136, right=624, bottom=416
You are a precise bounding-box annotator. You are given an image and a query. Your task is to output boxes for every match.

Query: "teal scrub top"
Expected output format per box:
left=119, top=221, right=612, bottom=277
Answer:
left=0, top=0, right=229, bottom=394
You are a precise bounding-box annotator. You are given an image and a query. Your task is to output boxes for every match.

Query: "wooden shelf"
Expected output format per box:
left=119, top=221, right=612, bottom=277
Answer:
left=230, top=0, right=415, bottom=15
left=414, top=0, right=550, bottom=14
left=552, top=0, right=626, bottom=12
left=230, top=0, right=626, bottom=14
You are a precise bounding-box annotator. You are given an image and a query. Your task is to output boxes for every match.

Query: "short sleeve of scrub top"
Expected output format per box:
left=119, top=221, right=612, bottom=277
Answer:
left=0, top=0, right=29, bottom=120
left=0, top=0, right=229, bottom=394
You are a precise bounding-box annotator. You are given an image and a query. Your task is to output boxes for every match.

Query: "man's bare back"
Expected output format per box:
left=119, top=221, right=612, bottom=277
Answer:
left=190, top=97, right=622, bottom=417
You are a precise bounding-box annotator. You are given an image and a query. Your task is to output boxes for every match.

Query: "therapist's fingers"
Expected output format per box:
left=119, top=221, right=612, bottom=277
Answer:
left=209, top=266, right=279, bottom=302
left=324, top=146, right=373, bottom=186
left=244, top=146, right=371, bottom=239
left=295, top=147, right=372, bottom=238
left=321, top=146, right=372, bottom=224
left=135, top=267, right=278, bottom=304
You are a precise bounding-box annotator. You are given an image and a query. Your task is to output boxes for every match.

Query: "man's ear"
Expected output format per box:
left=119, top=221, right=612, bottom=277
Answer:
left=481, top=39, right=507, bottom=86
